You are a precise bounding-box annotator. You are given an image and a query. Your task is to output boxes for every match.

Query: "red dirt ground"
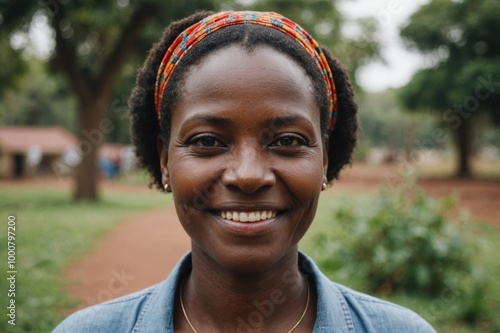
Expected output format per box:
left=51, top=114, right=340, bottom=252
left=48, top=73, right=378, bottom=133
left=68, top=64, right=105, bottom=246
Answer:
left=60, top=164, right=500, bottom=313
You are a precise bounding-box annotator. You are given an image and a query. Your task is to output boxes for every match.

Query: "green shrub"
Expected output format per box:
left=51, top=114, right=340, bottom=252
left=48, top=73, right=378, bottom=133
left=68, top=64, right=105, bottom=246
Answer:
left=315, top=177, right=476, bottom=296
left=311, top=177, right=496, bottom=329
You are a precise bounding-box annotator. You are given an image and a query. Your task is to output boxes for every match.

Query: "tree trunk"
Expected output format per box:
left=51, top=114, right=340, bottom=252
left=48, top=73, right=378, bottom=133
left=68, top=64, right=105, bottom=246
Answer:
left=455, top=118, right=472, bottom=178
left=73, top=101, right=106, bottom=201
left=49, top=4, right=155, bottom=201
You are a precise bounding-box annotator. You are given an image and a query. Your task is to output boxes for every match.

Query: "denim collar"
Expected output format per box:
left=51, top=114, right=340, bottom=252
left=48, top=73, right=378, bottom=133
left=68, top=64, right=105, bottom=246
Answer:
left=132, top=252, right=354, bottom=332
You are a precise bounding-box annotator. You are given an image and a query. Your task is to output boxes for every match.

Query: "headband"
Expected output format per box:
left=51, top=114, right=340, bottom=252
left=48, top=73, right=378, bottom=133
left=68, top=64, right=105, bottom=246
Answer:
left=154, top=11, right=338, bottom=131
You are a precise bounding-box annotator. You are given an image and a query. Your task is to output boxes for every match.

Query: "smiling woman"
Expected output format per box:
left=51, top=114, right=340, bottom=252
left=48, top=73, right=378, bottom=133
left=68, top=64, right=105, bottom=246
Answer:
left=53, top=10, right=436, bottom=333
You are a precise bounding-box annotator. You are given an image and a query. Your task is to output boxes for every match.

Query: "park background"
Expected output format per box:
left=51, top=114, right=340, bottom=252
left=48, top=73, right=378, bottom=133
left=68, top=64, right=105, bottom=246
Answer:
left=1, top=0, right=499, bottom=332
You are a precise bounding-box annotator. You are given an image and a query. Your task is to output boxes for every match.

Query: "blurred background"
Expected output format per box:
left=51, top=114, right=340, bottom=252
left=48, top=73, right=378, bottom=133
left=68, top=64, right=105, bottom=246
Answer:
left=0, top=0, right=499, bottom=332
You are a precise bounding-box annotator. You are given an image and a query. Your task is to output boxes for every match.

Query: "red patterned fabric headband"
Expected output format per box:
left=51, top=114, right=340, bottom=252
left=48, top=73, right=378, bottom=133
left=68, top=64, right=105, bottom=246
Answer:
left=155, top=11, right=338, bottom=131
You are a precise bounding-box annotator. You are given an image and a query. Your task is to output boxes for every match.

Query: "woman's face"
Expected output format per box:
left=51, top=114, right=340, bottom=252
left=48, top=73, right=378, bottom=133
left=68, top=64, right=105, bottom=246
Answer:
left=160, top=45, right=328, bottom=273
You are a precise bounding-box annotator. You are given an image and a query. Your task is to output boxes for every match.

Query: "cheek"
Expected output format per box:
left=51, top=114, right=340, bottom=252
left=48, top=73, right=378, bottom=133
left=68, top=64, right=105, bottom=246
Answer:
left=277, top=158, right=324, bottom=197
left=169, top=156, right=222, bottom=212
left=278, top=158, right=323, bottom=232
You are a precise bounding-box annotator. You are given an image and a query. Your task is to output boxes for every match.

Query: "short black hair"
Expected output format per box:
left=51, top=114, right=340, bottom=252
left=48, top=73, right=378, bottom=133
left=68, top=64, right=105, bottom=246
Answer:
left=129, top=10, right=359, bottom=190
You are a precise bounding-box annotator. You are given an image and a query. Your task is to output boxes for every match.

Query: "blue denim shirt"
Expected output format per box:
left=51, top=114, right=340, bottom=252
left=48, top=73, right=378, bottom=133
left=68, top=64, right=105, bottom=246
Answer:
left=54, top=252, right=436, bottom=332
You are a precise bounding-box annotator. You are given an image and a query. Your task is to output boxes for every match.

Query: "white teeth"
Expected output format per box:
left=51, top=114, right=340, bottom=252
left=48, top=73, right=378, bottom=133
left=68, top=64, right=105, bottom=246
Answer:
left=248, top=212, right=256, bottom=222
left=232, top=212, right=239, bottom=221
left=217, top=210, right=278, bottom=223
left=240, top=212, right=248, bottom=222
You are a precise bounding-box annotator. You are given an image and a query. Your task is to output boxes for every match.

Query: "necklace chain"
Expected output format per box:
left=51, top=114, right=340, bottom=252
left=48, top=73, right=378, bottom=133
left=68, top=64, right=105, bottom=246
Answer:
left=180, top=280, right=310, bottom=333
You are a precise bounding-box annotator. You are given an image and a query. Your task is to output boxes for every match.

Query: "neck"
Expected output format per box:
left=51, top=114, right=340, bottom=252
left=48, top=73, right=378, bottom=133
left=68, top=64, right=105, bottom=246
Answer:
left=176, top=246, right=315, bottom=333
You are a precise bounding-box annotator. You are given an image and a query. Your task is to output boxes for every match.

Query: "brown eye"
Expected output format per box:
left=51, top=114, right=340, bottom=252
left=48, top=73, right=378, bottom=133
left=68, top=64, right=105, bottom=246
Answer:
left=272, top=135, right=307, bottom=147
left=190, top=135, right=224, bottom=148
left=279, top=137, right=295, bottom=146
left=200, top=137, right=216, bottom=147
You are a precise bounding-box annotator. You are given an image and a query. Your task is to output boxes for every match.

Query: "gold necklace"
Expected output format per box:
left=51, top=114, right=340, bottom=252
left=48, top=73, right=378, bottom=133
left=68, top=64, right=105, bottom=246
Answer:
left=180, top=280, right=310, bottom=333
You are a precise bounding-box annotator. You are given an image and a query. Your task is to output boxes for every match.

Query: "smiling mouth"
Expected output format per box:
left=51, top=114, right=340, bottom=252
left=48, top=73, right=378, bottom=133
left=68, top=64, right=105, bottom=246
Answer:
left=217, top=210, right=278, bottom=223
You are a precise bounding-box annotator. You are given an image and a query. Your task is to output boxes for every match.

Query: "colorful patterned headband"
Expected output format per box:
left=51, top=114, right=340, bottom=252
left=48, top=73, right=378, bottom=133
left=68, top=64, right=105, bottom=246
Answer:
left=155, top=11, right=338, bottom=131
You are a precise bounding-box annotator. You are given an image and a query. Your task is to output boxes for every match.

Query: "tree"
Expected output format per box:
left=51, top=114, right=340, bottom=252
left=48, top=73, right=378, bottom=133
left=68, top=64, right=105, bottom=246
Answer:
left=0, top=0, right=218, bottom=200
left=399, top=0, right=500, bottom=177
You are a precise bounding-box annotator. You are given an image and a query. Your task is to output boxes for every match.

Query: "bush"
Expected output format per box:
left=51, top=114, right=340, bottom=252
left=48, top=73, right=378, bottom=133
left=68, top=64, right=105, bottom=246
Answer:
left=313, top=176, right=498, bottom=328
left=315, top=177, right=476, bottom=296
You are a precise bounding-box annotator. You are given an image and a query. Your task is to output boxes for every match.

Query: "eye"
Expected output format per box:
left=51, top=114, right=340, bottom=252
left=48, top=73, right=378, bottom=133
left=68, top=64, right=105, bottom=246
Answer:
left=189, top=135, right=225, bottom=148
left=271, top=135, right=307, bottom=147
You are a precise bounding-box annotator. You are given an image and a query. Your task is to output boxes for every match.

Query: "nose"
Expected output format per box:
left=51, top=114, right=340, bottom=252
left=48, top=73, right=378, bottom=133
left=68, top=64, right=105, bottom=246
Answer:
left=221, top=144, right=276, bottom=193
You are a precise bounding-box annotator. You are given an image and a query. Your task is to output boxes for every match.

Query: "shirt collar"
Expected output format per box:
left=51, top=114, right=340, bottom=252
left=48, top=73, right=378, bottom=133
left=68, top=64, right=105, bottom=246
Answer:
left=133, top=252, right=354, bottom=332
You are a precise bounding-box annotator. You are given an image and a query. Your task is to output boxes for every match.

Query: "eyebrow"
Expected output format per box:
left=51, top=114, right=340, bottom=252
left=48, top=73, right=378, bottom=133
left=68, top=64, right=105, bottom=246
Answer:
left=182, top=114, right=313, bottom=129
left=264, top=115, right=314, bottom=129
left=183, top=115, right=234, bottom=126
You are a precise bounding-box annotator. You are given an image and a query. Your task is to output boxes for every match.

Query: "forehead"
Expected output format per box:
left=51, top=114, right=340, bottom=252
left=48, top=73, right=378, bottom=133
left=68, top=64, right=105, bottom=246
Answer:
left=173, top=45, right=320, bottom=125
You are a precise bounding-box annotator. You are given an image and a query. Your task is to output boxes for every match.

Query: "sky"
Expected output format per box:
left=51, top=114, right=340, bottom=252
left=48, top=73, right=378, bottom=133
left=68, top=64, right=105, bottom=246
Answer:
left=19, top=0, right=431, bottom=93
left=339, top=0, right=430, bottom=92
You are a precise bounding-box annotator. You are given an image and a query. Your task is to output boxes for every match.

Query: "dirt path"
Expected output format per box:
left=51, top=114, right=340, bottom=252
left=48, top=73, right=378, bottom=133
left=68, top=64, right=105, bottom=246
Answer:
left=64, top=205, right=191, bottom=312
left=62, top=164, right=500, bottom=312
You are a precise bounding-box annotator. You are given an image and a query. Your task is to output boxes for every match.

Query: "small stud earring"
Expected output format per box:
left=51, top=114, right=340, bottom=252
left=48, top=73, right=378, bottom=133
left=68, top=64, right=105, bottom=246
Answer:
left=164, top=184, right=171, bottom=192
left=321, top=182, right=327, bottom=191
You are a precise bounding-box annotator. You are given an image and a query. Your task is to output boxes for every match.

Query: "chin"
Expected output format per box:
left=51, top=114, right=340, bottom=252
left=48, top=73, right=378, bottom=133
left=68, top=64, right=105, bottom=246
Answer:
left=200, top=243, right=298, bottom=276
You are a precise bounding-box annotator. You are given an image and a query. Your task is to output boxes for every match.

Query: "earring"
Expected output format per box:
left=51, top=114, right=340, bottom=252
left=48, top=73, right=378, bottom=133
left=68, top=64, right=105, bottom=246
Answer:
left=164, top=184, right=171, bottom=192
left=321, top=182, right=327, bottom=191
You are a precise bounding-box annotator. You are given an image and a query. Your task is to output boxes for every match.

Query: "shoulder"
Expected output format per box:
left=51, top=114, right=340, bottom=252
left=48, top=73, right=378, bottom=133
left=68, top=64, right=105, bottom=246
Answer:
left=53, top=252, right=191, bottom=333
left=333, top=283, right=436, bottom=333
left=52, top=285, right=158, bottom=333
left=298, top=252, right=436, bottom=333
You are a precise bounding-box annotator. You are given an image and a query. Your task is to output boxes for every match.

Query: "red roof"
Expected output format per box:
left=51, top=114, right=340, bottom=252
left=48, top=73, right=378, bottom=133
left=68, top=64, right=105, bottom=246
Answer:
left=0, top=126, right=77, bottom=154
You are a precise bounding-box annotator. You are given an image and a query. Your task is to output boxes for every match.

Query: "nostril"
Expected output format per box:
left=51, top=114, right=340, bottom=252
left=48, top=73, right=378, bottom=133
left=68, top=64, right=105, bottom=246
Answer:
left=225, top=179, right=274, bottom=194
left=221, top=167, right=276, bottom=194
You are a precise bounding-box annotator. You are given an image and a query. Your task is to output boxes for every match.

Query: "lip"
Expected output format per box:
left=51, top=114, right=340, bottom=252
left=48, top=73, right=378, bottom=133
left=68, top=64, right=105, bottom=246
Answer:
left=210, top=210, right=284, bottom=236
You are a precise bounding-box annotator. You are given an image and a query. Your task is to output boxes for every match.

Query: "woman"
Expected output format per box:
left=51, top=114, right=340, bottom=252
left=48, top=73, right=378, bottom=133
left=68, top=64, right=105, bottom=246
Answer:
left=54, top=10, right=436, bottom=332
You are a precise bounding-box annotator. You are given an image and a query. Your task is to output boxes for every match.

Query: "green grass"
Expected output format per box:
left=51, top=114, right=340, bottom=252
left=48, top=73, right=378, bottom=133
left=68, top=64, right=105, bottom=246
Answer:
left=301, top=192, right=500, bottom=333
left=115, top=169, right=154, bottom=185
left=0, top=186, right=168, bottom=333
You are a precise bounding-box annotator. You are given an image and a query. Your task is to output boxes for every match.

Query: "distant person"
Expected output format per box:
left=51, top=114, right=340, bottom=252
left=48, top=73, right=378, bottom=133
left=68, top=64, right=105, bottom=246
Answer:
left=54, top=10, right=436, bottom=332
left=98, top=157, right=118, bottom=179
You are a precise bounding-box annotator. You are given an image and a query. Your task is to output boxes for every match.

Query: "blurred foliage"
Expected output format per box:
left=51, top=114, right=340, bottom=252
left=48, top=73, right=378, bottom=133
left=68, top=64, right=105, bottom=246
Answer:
left=316, top=177, right=475, bottom=295
left=0, top=61, right=76, bottom=129
left=0, top=0, right=222, bottom=116
left=398, top=0, right=500, bottom=176
left=0, top=31, right=25, bottom=97
left=358, top=89, right=444, bottom=153
left=399, top=0, right=500, bottom=121
left=314, top=177, right=493, bottom=326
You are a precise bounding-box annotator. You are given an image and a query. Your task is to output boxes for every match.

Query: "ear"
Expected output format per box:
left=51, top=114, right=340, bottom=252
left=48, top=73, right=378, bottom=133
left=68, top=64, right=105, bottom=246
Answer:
left=322, top=134, right=329, bottom=183
left=157, top=135, right=170, bottom=188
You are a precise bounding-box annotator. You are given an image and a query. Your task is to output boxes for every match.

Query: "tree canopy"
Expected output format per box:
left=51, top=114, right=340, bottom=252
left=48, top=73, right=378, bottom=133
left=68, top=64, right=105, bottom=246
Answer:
left=399, top=0, right=500, bottom=177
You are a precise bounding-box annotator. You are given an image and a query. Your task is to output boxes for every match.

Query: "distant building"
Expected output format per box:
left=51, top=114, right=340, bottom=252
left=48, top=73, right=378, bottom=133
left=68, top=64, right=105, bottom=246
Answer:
left=0, top=126, right=77, bottom=178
